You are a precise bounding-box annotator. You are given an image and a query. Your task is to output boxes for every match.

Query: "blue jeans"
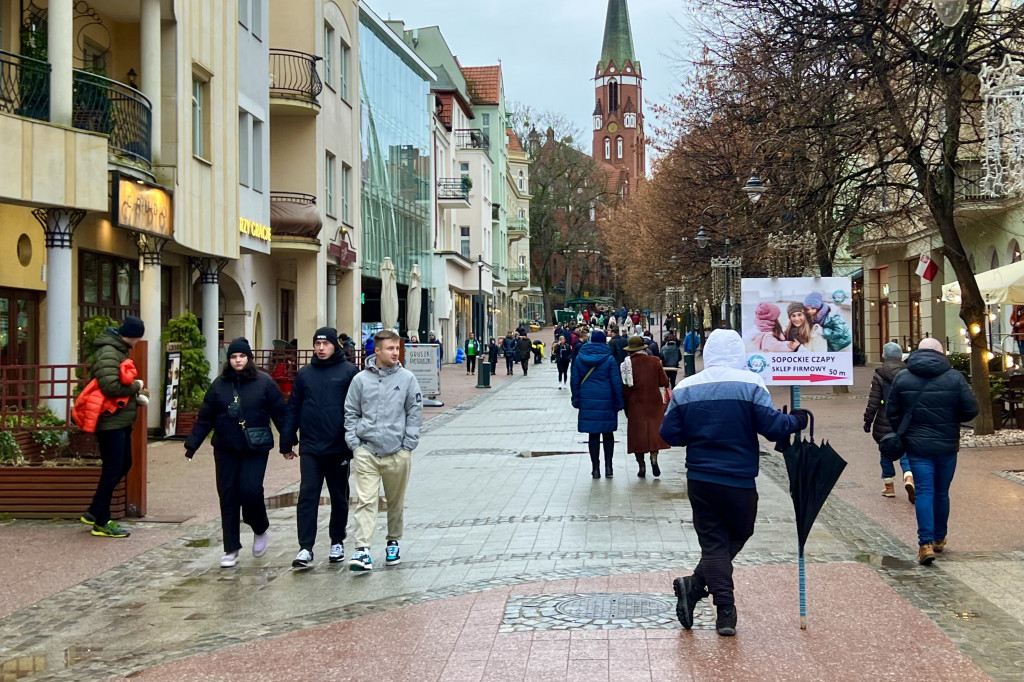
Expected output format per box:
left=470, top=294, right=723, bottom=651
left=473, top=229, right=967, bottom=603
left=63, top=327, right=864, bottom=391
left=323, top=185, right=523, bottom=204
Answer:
left=880, top=453, right=911, bottom=480
left=905, top=451, right=957, bottom=546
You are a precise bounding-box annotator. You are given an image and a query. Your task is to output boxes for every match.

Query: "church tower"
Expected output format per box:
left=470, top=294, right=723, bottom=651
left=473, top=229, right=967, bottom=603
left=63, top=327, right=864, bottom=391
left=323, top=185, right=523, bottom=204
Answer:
left=592, top=0, right=645, bottom=194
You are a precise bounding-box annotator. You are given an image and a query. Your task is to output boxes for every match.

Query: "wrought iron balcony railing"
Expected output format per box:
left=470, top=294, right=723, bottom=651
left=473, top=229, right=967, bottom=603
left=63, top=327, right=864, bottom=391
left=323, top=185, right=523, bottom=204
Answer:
left=270, top=49, right=323, bottom=104
left=508, top=267, right=530, bottom=283
left=0, top=49, right=50, bottom=122
left=72, top=69, right=152, bottom=167
left=438, top=178, right=470, bottom=202
left=955, top=161, right=1003, bottom=202
left=455, top=128, right=489, bottom=150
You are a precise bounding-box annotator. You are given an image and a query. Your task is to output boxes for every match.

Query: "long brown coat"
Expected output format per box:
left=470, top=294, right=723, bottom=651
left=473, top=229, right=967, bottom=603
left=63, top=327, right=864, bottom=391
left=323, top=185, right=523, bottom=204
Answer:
left=623, top=353, right=671, bottom=454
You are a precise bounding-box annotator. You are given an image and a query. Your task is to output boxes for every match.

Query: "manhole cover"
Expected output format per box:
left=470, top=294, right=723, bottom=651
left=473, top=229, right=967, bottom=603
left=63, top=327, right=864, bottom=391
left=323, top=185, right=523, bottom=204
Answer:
left=556, top=595, right=672, bottom=619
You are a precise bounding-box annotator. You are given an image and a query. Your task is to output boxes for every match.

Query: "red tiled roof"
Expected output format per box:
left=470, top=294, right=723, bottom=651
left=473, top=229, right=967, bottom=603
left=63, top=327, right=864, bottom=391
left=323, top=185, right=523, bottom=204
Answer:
left=461, top=65, right=502, bottom=105
left=506, top=128, right=524, bottom=152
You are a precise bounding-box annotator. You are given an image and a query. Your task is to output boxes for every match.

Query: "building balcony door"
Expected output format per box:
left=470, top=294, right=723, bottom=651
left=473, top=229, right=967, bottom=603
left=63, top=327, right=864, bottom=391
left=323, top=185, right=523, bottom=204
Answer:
left=0, top=289, right=40, bottom=366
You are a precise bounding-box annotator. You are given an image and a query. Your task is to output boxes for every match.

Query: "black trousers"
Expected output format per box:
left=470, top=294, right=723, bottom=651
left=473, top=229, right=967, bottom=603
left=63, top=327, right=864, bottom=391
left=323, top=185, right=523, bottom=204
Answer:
left=505, top=355, right=515, bottom=374
left=214, top=449, right=270, bottom=553
left=297, top=454, right=350, bottom=551
left=588, top=432, right=614, bottom=466
left=520, top=358, right=530, bottom=375
left=688, top=478, right=758, bottom=607
left=466, top=355, right=477, bottom=373
left=557, top=361, right=570, bottom=383
left=89, top=427, right=133, bottom=526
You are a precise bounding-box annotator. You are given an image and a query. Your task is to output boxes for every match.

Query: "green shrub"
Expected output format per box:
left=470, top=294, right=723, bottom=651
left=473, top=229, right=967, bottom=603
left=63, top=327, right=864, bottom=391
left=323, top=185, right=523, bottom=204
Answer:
left=0, top=430, right=22, bottom=465
left=162, top=312, right=211, bottom=411
left=81, top=314, right=118, bottom=364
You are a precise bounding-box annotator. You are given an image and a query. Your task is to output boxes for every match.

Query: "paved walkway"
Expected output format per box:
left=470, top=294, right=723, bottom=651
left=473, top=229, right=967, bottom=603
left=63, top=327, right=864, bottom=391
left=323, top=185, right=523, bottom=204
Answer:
left=1, top=356, right=1023, bottom=680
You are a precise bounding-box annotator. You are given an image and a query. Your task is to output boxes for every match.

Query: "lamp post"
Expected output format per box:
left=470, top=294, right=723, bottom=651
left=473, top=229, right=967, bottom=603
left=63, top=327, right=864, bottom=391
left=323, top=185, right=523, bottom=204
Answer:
left=697, top=206, right=740, bottom=330
left=477, top=254, right=485, bottom=345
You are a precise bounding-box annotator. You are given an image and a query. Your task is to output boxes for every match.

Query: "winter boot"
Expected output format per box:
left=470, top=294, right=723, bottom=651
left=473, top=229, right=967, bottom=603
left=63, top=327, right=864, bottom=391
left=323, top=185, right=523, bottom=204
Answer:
left=882, top=478, right=896, bottom=497
left=716, top=606, right=738, bottom=636
left=604, top=453, right=614, bottom=478
left=904, top=472, right=916, bottom=503
left=650, top=452, right=661, bottom=478
left=918, top=543, right=936, bottom=565
left=635, top=453, right=646, bottom=478
left=590, top=452, right=601, bottom=479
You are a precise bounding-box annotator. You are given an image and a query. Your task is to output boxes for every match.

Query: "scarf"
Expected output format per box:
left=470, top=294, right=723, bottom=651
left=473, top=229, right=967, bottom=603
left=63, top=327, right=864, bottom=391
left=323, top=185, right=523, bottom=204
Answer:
left=620, top=355, right=634, bottom=387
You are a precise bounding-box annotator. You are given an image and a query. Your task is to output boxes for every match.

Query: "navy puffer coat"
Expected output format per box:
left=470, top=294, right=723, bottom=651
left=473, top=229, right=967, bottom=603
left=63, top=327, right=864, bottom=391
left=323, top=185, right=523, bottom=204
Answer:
left=886, top=349, right=978, bottom=454
left=570, top=341, right=624, bottom=433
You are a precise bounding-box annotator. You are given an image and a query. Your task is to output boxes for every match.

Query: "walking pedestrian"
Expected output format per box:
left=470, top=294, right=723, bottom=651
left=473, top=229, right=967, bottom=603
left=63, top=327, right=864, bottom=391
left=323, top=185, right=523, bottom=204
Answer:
left=609, top=326, right=628, bottom=365
left=81, top=316, right=149, bottom=538
left=571, top=329, right=624, bottom=478
left=184, top=338, right=288, bottom=568
left=622, top=336, right=670, bottom=477
left=863, top=342, right=914, bottom=501
left=660, top=329, right=807, bottom=636
left=344, top=330, right=423, bottom=571
left=660, top=337, right=681, bottom=388
left=1011, top=305, right=1024, bottom=356
left=464, top=332, right=479, bottom=376
left=502, top=332, right=517, bottom=375
left=554, top=336, right=573, bottom=389
left=280, top=328, right=359, bottom=569
left=487, top=337, right=500, bottom=369
left=886, top=337, right=978, bottom=566
left=517, top=332, right=532, bottom=375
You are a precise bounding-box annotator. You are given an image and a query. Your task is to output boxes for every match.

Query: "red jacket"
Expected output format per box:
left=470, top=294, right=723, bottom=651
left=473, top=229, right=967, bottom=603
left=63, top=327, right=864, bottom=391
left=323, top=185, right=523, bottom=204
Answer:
left=72, top=359, right=138, bottom=433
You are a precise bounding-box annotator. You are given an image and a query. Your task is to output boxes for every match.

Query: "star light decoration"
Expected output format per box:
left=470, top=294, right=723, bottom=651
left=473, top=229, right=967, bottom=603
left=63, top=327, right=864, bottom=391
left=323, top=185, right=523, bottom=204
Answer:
left=932, top=0, right=966, bottom=26
left=979, top=54, right=1024, bottom=199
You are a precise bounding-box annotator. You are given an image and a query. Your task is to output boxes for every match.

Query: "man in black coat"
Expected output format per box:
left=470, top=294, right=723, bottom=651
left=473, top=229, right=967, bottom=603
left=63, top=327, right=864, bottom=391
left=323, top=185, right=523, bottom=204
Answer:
left=516, top=333, right=533, bottom=375
left=886, top=337, right=978, bottom=566
left=608, top=326, right=629, bottom=365
left=281, top=327, right=359, bottom=568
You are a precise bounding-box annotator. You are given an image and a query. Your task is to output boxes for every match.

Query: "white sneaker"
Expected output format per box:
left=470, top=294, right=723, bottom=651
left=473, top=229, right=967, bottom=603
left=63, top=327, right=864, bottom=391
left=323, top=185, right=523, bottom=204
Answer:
left=252, top=530, right=269, bottom=558
left=292, top=549, right=313, bottom=569
left=220, top=551, right=239, bottom=568
left=329, top=542, right=345, bottom=563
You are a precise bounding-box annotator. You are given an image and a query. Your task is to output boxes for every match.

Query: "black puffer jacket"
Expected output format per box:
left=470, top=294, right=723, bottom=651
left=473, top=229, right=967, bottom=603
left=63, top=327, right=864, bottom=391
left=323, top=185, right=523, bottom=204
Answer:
left=184, top=368, right=287, bottom=455
left=886, top=349, right=979, bottom=454
left=863, top=358, right=905, bottom=443
left=516, top=336, right=532, bottom=361
left=279, top=350, right=358, bottom=458
left=609, top=334, right=629, bottom=365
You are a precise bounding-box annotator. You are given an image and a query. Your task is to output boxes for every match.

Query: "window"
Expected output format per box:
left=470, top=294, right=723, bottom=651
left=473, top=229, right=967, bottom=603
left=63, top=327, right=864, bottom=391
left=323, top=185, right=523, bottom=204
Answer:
left=623, top=113, right=636, bottom=128
left=482, top=113, right=490, bottom=129
left=191, top=76, right=208, bottom=158
left=594, top=114, right=603, bottom=130
left=325, top=152, right=336, bottom=216
left=517, top=170, right=524, bottom=191
left=342, top=163, right=352, bottom=223
left=519, top=254, right=526, bottom=266
left=617, top=136, right=623, bottom=159
left=339, top=42, right=350, bottom=99
left=460, top=162, right=470, bottom=180
left=608, top=79, right=619, bottom=112
left=252, top=119, right=264, bottom=191
left=238, top=111, right=250, bottom=187
left=604, top=138, right=610, bottom=160
left=251, top=0, right=262, bottom=38
left=238, top=0, right=248, bottom=26
left=324, top=23, right=335, bottom=89
left=82, top=39, right=107, bottom=74
left=460, top=226, right=471, bottom=259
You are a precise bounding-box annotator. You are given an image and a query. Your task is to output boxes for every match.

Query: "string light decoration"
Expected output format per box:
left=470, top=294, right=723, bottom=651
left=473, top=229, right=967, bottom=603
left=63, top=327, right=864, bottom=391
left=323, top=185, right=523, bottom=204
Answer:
left=980, top=55, right=1024, bottom=198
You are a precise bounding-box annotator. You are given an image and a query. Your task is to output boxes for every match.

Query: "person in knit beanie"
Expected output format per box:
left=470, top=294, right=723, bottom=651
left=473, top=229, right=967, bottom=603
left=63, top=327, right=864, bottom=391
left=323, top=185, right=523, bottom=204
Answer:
left=864, top=342, right=913, bottom=501
left=784, top=301, right=826, bottom=351
left=749, top=303, right=795, bottom=352
left=803, top=292, right=853, bottom=352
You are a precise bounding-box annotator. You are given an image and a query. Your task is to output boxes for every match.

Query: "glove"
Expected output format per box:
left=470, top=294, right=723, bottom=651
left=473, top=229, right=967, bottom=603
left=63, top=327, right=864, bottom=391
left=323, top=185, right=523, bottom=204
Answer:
left=773, top=432, right=792, bottom=453
left=133, top=379, right=145, bottom=391
left=790, top=408, right=811, bottom=431
left=863, top=422, right=872, bottom=433
left=135, top=393, right=149, bottom=406
left=184, top=448, right=196, bottom=460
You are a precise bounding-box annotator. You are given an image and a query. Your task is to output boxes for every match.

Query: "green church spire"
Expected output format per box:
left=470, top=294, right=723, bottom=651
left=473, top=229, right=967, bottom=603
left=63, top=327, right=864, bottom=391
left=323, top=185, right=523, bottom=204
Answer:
left=599, top=0, right=638, bottom=72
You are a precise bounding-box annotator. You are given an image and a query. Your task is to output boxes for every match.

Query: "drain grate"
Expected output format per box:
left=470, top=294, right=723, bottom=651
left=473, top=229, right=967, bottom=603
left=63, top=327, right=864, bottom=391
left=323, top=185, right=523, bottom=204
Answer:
left=426, top=448, right=520, bottom=457
left=501, top=592, right=716, bottom=631
left=556, top=595, right=671, bottom=619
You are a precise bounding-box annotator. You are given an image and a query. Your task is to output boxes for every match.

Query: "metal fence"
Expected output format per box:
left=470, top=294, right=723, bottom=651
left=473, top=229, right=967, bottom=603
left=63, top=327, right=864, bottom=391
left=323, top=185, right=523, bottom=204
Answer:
left=270, top=49, right=323, bottom=104
left=0, top=364, right=89, bottom=431
left=0, top=49, right=50, bottom=122
left=455, top=128, right=490, bottom=150
left=72, top=69, right=153, bottom=168
left=437, top=178, right=470, bottom=201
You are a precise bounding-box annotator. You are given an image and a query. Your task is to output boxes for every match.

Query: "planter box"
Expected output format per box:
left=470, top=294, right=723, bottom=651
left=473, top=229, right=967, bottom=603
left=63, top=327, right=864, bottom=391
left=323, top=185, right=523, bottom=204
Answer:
left=175, top=411, right=198, bottom=438
left=0, top=466, right=126, bottom=519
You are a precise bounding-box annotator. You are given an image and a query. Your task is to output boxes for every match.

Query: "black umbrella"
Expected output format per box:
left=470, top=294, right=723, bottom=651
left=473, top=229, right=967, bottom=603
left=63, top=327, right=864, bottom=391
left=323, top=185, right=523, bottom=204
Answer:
left=782, top=410, right=847, bottom=629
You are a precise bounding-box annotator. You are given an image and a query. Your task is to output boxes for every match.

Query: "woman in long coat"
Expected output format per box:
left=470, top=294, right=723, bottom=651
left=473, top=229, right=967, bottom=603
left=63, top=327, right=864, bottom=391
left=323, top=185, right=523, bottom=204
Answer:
left=570, top=330, right=624, bottom=478
left=622, top=336, right=670, bottom=477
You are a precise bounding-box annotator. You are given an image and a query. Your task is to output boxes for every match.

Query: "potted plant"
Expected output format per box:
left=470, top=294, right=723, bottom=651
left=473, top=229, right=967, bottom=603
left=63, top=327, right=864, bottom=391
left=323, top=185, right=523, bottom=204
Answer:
left=161, top=313, right=211, bottom=436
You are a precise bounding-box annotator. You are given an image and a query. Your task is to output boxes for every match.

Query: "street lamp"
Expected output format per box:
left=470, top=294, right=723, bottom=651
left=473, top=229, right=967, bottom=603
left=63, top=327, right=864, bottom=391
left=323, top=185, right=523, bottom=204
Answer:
left=477, top=255, right=485, bottom=343
left=697, top=206, right=740, bottom=330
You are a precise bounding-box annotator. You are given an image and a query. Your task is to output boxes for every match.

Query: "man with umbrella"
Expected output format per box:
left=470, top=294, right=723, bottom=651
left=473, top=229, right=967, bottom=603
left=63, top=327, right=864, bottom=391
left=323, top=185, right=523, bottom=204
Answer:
left=660, top=329, right=808, bottom=636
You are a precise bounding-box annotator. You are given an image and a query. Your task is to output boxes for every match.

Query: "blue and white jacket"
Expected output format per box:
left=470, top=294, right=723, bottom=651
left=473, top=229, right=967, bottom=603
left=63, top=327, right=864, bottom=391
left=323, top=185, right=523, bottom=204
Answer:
left=659, top=329, right=802, bottom=488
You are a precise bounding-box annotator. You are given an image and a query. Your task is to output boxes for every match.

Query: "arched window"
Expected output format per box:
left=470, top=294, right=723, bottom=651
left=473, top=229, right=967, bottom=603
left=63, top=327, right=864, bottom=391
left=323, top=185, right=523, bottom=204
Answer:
left=616, top=137, right=623, bottom=159
left=623, top=113, right=636, bottom=128
left=517, top=170, right=524, bottom=191
left=1009, top=239, right=1021, bottom=263
left=604, top=138, right=610, bottom=160
left=608, top=79, right=619, bottom=112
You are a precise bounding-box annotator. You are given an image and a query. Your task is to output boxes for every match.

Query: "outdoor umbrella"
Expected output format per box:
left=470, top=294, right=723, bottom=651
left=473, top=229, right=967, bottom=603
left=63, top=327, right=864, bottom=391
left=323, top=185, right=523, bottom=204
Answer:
left=407, top=263, right=422, bottom=339
left=380, top=257, right=398, bottom=332
left=942, top=259, right=1024, bottom=305
left=782, top=410, right=847, bottom=629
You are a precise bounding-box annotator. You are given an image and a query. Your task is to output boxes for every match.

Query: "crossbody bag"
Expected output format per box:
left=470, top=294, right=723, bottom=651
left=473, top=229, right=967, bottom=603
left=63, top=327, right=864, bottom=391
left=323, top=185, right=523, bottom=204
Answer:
left=232, top=386, right=274, bottom=451
left=878, top=379, right=931, bottom=461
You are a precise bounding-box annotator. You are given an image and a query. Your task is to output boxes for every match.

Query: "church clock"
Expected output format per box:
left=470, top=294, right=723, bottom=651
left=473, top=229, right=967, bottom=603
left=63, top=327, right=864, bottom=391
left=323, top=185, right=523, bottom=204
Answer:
left=607, top=122, right=618, bottom=133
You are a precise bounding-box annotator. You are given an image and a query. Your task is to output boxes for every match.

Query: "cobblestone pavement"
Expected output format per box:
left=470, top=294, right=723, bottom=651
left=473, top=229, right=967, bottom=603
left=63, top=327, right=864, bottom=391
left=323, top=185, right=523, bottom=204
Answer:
left=2, top=360, right=1024, bottom=680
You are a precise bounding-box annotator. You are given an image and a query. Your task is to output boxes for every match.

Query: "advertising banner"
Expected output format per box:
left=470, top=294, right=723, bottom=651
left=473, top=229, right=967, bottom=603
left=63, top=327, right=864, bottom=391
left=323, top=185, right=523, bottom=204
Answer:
left=163, top=350, right=182, bottom=437
left=404, top=343, right=441, bottom=397
left=741, top=277, right=854, bottom=386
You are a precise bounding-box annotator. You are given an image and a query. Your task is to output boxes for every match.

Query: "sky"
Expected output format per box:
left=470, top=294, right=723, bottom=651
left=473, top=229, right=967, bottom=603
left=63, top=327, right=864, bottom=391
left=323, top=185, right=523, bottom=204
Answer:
left=371, top=0, right=700, bottom=149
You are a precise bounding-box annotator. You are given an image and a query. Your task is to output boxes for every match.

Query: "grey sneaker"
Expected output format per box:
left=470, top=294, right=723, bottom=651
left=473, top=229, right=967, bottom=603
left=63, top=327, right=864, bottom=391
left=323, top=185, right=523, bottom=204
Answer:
left=329, top=543, right=345, bottom=563
left=292, top=549, right=313, bottom=569
left=385, top=541, right=401, bottom=566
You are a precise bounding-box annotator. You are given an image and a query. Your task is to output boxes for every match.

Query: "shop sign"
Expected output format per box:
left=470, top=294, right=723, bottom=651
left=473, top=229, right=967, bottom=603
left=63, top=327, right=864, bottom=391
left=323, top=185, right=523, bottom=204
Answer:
left=111, top=173, right=173, bottom=238
left=240, top=217, right=272, bottom=242
left=329, top=240, right=357, bottom=268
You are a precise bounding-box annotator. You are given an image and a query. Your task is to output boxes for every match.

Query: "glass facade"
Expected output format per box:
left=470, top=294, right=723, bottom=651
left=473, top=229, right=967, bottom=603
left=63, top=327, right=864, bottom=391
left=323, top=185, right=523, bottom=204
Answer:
left=359, top=16, right=433, bottom=288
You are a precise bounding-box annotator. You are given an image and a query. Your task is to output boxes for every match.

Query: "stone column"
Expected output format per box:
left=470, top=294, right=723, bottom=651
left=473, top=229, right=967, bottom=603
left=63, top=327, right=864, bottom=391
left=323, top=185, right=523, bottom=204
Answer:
left=140, top=0, right=162, bottom=164
left=135, top=235, right=166, bottom=429
left=32, top=208, right=84, bottom=418
left=48, top=0, right=73, bottom=126
left=191, top=258, right=227, bottom=381
left=889, top=258, right=913, bottom=351
left=326, top=265, right=339, bottom=330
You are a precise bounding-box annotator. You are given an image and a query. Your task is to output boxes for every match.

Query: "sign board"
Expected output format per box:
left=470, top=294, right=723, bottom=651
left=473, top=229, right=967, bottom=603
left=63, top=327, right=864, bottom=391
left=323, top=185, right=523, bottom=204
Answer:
left=239, top=216, right=272, bottom=254
left=111, top=172, right=173, bottom=238
left=163, top=350, right=182, bottom=437
left=740, top=277, right=853, bottom=386
left=404, top=343, right=441, bottom=397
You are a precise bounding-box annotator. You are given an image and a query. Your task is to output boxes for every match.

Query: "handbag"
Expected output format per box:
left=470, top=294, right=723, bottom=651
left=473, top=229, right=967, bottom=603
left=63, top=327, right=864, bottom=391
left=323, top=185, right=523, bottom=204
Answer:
left=231, top=386, right=274, bottom=451
left=878, top=379, right=929, bottom=462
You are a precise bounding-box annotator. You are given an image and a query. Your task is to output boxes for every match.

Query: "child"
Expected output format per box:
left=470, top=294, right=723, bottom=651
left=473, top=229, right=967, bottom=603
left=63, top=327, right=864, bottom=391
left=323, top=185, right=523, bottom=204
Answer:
left=785, top=302, right=827, bottom=353
left=803, top=293, right=852, bottom=352
left=750, top=303, right=798, bottom=352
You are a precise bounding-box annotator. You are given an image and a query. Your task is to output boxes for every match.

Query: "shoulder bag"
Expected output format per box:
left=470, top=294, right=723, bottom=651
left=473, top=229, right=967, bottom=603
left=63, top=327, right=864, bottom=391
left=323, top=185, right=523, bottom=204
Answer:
left=232, top=386, right=274, bottom=451
left=878, top=380, right=929, bottom=462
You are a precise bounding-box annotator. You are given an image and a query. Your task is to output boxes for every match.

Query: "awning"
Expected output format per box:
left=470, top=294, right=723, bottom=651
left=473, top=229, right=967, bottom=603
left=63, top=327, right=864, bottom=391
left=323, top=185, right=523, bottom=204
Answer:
left=942, top=260, right=1024, bottom=305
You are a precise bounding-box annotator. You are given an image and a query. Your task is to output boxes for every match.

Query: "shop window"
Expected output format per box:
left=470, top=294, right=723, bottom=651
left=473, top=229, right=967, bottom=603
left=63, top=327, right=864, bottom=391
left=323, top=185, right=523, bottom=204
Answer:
left=460, top=226, right=470, bottom=259
left=78, top=251, right=140, bottom=331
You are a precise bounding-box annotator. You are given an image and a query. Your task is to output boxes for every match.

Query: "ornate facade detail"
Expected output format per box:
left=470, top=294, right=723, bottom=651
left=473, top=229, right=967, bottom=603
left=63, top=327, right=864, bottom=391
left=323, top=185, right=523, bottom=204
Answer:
left=132, top=233, right=167, bottom=266
left=190, top=257, right=229, bottom=284
left=32, top=208, right=86, bottom=249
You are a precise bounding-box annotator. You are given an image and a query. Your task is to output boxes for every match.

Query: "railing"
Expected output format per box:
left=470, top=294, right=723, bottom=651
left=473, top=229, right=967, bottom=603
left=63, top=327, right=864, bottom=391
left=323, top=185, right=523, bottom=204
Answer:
left=956, top=161, right=1002, bottom=201
left=270, top=191, right=322, bottom=238
left=0, top=364, right=92, bottom=464
left=509, top=267, right=530, bottom=283
left=252, top=348, right=367, bottom=395
left=72, top=69, right=152, bottom=167
left=510, top=217, right=529, bottom=234
left=270, top=49, right=323, bottom=104
left=438, top=178, right=470, bottom=202
left=0, top=49, right=50, bottom=122
left=270, top=191, right=317, bottom=205
left=455, top=128, right=489, bottom=150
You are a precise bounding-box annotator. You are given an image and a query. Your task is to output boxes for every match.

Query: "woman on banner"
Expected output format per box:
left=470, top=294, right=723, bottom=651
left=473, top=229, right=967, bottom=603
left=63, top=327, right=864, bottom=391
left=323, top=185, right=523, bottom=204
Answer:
left=784, top=302, right=827, bottom=353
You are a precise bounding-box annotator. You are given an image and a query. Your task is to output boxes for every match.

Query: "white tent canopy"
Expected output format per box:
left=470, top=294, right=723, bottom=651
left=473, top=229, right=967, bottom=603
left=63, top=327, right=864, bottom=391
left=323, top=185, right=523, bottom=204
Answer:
left=942, top=260, right=1024, bottom=305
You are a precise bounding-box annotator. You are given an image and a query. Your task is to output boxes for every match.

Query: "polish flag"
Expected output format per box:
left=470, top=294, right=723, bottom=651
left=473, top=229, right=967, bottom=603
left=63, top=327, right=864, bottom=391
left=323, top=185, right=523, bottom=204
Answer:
left=916, top=254, right=938, bottom=281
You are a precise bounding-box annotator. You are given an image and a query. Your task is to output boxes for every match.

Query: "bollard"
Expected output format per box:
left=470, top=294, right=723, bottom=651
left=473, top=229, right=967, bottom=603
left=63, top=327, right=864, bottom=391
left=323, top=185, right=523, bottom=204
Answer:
left=683, top=352, right=696, bottom=377
left=476, top=361, right=491, bottom=388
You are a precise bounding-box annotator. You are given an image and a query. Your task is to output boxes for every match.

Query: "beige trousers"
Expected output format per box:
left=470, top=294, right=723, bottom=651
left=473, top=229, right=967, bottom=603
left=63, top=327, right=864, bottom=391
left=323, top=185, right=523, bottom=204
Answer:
left=352, top=446, right=411, bottom=549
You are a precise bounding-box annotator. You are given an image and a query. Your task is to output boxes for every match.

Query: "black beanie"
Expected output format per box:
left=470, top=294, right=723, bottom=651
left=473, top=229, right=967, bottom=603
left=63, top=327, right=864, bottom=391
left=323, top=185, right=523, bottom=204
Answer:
left=313, top=326, right=343, bottom=354
left=118, top=316, right=145, bottom=339
left=226, top=337, right=252, bottom=356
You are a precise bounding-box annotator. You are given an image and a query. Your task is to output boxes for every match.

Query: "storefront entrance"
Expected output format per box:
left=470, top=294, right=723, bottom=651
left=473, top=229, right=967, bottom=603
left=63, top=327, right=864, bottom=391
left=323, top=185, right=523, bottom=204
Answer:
left=0, top=288, right=39, bottom=366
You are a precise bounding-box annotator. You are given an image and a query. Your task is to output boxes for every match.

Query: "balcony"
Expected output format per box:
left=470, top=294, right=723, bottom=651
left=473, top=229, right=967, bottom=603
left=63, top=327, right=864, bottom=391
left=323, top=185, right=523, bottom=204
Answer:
left=508, top=217, right=528, bottom=241
left=270, top=192, right=322, bottom=250
left=953, top=160, right=1022, bottom=219
left=72, top=70, right=153, bottom=169
left=455, top=128, right=489, bottom=151
left=270, top=49, right=322, bottom=115
left=492, top=264, right=507, bottom=283
left=491, top=203, right=501, bottom=222
left=508, top=266, right=530, bottom=288
left=0, top=49, right=50, bottom=122
left=438, top=178, right=470, bottom=209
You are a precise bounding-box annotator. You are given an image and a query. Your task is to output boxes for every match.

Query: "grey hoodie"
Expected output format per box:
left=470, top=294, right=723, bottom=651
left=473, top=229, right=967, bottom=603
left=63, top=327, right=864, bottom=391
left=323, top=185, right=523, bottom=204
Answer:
left=344, top=355, right=423, bottom=456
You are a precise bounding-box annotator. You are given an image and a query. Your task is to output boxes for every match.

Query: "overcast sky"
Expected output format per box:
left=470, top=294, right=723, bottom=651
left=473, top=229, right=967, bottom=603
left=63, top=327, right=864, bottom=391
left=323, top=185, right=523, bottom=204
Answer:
left=371, top=0, right=700, bottom=148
